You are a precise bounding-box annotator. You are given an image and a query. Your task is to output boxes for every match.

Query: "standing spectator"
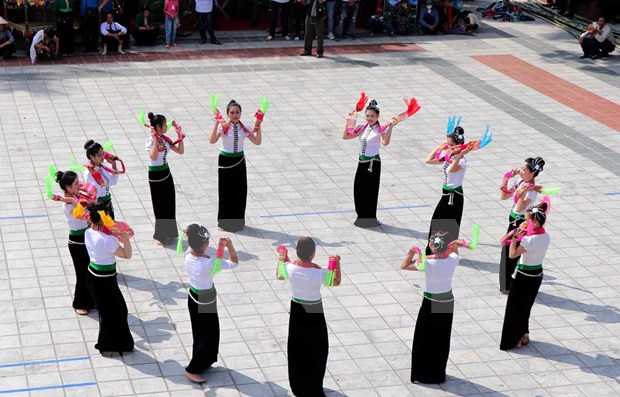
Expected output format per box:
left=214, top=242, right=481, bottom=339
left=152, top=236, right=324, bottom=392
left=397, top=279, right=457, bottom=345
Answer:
left=391, top=0, right=411, bottom=35
left=133, top=5, right=160, bottom=45
left=579, top=17, right=615, bottom=59
left=80, top=0, right=101, bottom=53
left=0, top=18, right=16, bottom=59
left=100, top=12, right=127, bottom=54
left=325, top=0, right=336, bottom=40
left=335, top=0, right=360, bottom=40
left=112, top=0, right=130, bottom=48
left=164, top=0, right=179, bottom=48
left=267, top=0, right=291, bottom=40
left=195, top=0, right=222, bottom=45
left=419, top=0, right=439, bottom=34
left=30, top=28, right=60, bottom=64
left=291, top=0, right=308, bottom=41
left=300, top=0, right=327, bottom=58
left=54, top=0, right=74, bottom=56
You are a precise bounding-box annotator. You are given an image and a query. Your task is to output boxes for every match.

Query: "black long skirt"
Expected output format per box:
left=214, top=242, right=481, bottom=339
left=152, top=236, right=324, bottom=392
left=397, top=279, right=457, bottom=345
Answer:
left=353, top=158, right=381, bottom=228
left=186, top=289, right=220, bottom=374
left=288, top=300, right=328, bottom=397
left=68, top=234, right=95, bottom=311
left=148, top=167, right=178, bottom=242
left=88, top=270, right=134, bottom=353
left=500, top=269, right=543, bottom=350
left=217, top=154, right=247, bottom=232
left=426, top=187, right=464, bottom=255
left=499, top=214, right=525, bottom=292
left=411, top=297, right=454, bottom=384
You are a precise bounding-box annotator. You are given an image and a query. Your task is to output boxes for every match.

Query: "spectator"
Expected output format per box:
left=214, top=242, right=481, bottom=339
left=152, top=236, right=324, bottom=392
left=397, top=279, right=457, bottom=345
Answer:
left=100, top=12, right=127, bottom=55
left=195, top=0, right=222, bottom=45
left=0, top=18, right=16, bottom=59
left=335, top=0, right=360, bottom=40
left=419, top=0, right=439, bottom=34
left=391, top=0, right=411, bottom=35
left=80, top=0, right=102, bottom=53
left=267, top=0, right=291, bottom=40
left=133, top=5, right=160, bottom=45
left=368, top=6, right=395, bottom=37
left=326, top=0, right=336, bottom=40
left=300, top=0, right=327, bottom=58
left=30, top=28, right=60, bottom=64
left=448, top=9, right=478, bottom=34
left=579, top=17, right=615, bottom=59
left=164, top=0, right=179, bottom=48
left=292, top=0, right=308, bottom=41
left=54, top=0, right=74, bottom=56
left=112, top=0, right=130, bottom=49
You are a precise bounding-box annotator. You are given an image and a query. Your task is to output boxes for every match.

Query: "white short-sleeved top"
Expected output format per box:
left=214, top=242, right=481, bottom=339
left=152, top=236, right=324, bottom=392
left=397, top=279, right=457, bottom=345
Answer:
left=185, top=253, right=238, bottom=290
left=145, top=136, right=171, bottom=166
left=286, top=262, right=328, bottom=302
left=424, top=252, right=459, bottom=294
left=85, top=228, right=120, bottom=265
left=442, top=157, right=468, bottom=188
left=63, top=201, right=88, bottom=231
left=520, top=233, right=550, bottom=265
left=84, top=166, right=119, bottom=198
left=357, top=123, right=383, bottom=157
left=511, top=179, right=538, bottom=215
left=219, top=123, right=251, bottom=153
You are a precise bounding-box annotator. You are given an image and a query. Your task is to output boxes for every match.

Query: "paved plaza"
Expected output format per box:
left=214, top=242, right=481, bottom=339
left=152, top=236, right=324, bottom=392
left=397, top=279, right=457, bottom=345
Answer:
left=1, top=6, right=620, bottom=397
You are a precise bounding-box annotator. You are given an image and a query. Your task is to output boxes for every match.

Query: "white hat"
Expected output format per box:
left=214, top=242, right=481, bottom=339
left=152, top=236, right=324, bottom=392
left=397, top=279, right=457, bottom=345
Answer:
left=0, top=16, right=9, bottom=25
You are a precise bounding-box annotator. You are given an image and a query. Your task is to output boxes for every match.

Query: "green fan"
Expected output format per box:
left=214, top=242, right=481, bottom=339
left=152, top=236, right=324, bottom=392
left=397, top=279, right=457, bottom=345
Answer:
left=210, top=93, right=220, bottom=112
left=68, top=155, right=84, bottom=171
left=259, top=96, right=270, bottom=113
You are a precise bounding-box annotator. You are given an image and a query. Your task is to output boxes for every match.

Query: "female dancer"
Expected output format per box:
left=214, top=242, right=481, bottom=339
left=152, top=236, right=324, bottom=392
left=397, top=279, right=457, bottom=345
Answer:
left=83, top=139, right=124, bottom=219
left=401, top=231, right=461, bottom=384
left=183, top=225, right=238, bottom=383
left=424, top=125, right=470, bottom=253
left=499, top=157, right=545, bottom=293
left=500, top=201, right=550, bottom=350
left=342, top=100, right=397, bottom=228
left=54, top=170, right=96, bottom=315
left=84, top=201, right=134, bottom=355
left=145, top=112, right=185, bottom=245
left=276, top=237, right=341, bottom=397
left=209, top=100, right=262, bottom=232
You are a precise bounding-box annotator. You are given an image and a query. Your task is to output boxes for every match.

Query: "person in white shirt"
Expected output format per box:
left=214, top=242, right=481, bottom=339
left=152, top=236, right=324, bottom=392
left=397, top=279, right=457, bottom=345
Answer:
left=209, top=99, right=262, bottom=232
left=194, top=0, right=222, bottom=45
left=342, top=99, right=397, bottom=228
left=54, top=170, right=96, bottom=315
left=276, top=237, right=341, bottom=397
left=183, top=224, right=238, bottom=383
left=401, top=231, right=461, bottom=384
left=425, top=123, right=471, bottom=254
left=500, top=201, right=550, bottom=350
left=30, top=28, right=59, bottom=64
left=498, top=156, right=545, bottom=294
left=83, top=139, right=124, bottom=219
left=579, top=17, right=615, bottom=59
left=84, top=201, right=133, bottom=356
left=145, top=112, right=185, bottom=245
left=100, top=12, right=127, bottom=55
left=266, top=0, right=291, bottom=41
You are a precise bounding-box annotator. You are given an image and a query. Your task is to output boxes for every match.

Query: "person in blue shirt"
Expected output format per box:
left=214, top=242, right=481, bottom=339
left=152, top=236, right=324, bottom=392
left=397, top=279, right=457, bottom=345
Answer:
left=0, top=18, right=16, bottom=59
left=419, top=0, right=439, bottom=34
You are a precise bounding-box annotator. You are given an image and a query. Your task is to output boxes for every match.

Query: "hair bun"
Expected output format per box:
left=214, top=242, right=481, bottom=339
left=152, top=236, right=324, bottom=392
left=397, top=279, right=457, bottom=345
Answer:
left=147, top=112, right=155, bottom=121
left=534, top=157, right=545, bottom=172
left=84, top=139, right=95, bottom=150
left=55, top=170, right=64, bottom=183
left=537, top=202, right=548, bottom=212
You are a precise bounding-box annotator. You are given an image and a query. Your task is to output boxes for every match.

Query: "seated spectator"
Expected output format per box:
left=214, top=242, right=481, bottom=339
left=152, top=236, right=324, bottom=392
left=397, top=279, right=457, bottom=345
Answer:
left=579, top=17, right=615, bottom=59
left=391, top=0, right=411, bottom=35
left=100, top=12, right=127, bottom=55
left=419, top=0, right=439, bottom=34
left=133, top=5, right=159, bottom=45
left=0, top=17, right=16, bottom=59
left=448, top=9, right=478, bottom=34
left=30, top=28, right=60, bottom=64
left=368, top=13, right=395, bottom=37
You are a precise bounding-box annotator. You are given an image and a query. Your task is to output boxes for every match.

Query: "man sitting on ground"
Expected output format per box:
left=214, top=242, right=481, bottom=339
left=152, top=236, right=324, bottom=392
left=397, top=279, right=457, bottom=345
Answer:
left=100, top=12, right=127, bottom=55
left=0, top=17, right=16, bottom=59
left=133, top=5, right=159, bottom=45
left=579, top=17, right=615, bottom=60
left=30, top=28, right=60, bottom=64
left=419, top=0, right=439, bottom=34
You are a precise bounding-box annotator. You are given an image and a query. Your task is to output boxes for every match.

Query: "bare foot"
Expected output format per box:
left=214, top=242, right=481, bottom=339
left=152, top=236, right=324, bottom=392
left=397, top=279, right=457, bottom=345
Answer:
left=185, top=371, right=207, bottom=383
left=515, top=339, right=523, bottom=349
left=75, top=309, right=88, bottom=315
left=521, top=333, right=530, bottom=346
left=154, top=239, right=163, bottom=246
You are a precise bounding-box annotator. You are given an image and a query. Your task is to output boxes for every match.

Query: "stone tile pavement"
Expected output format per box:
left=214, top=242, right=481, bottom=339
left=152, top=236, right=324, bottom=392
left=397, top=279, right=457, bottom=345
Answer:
left=0, top=4, right=619, bottom=397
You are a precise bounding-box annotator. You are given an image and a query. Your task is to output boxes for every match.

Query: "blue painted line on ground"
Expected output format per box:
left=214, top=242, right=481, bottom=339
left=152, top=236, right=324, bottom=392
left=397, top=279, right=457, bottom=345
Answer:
left=259, top=204, right=430, bottom=219
left=0, top=356, right=89, bottom=369
left=605, top=192, right=620, bottom=196
left=0, top=215, right=48, bottom=221
left=0, top=382, right=96, bottom=395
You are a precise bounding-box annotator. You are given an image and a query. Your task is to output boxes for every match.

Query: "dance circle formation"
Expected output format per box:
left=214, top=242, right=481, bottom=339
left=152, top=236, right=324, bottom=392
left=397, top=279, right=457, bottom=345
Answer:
left=44, top=92, right=557, bottom=393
